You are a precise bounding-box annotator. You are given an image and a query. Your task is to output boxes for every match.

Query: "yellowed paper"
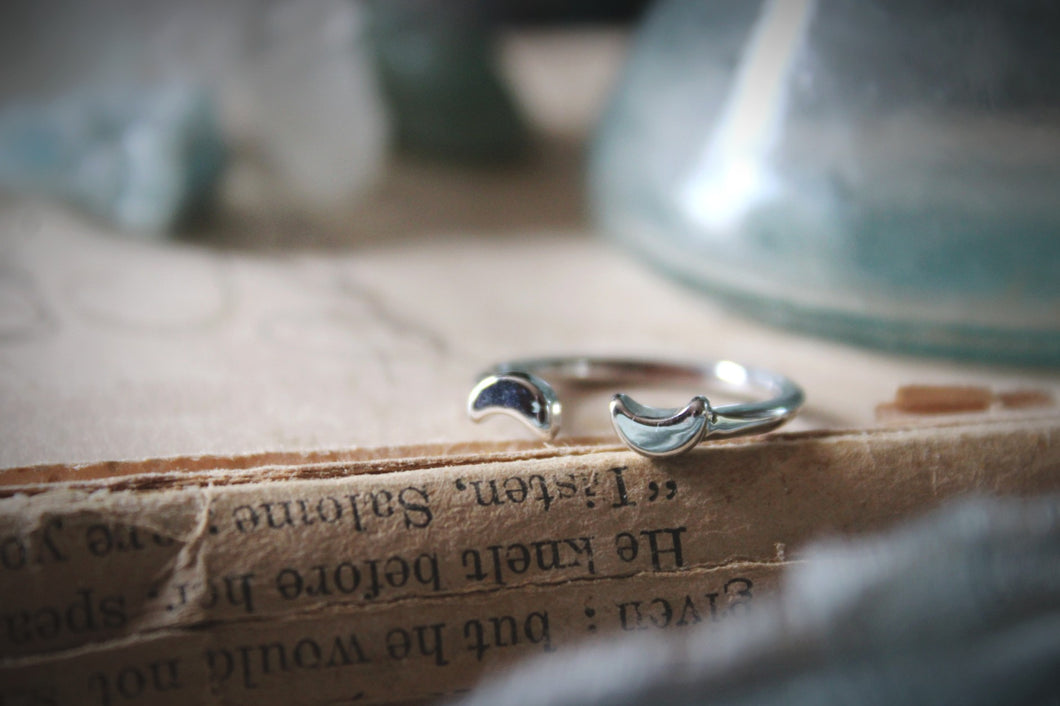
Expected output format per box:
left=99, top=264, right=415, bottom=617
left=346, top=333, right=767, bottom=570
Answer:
left=2, top=416, right=1059, bottom=704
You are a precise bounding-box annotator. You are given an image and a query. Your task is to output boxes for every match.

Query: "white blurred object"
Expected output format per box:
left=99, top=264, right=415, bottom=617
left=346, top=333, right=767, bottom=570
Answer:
left=226, top=1, right=388, bottom=209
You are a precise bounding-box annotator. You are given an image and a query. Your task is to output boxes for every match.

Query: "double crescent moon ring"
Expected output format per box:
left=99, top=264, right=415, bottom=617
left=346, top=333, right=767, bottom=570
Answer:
left=467, top=357, right=805, bottom=458
left=466, top=358, right=801, bottom=455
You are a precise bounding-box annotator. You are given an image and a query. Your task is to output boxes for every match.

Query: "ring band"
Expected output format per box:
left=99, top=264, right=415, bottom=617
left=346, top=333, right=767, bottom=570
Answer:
left=467, top=357, right=804, bottom=458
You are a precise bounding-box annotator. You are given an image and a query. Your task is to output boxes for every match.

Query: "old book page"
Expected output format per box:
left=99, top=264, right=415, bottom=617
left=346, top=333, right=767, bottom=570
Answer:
left=3, top=191, right=1059, bottom=705
left=3, top=415, right=1059, bottom=704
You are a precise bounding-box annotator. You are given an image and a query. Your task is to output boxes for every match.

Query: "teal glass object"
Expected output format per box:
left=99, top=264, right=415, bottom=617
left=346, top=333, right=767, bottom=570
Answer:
left=368, top=0, right=530, bottom=163
left=590, top=0, right=1060, bottom=365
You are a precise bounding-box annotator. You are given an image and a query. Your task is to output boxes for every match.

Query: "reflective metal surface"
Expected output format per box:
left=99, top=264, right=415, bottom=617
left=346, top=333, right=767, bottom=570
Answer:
left=468, top=357, right=804, bottom=458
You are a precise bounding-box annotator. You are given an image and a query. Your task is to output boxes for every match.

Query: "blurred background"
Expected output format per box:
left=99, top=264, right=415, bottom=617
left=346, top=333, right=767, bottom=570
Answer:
left=2, top=0, right=1058, bottom=364
left=0, top=0, right=644, bottom=245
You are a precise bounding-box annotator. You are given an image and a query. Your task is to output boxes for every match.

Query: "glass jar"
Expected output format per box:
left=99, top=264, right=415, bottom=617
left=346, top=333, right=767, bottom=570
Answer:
left=590, top=0, right=1060, bottom=364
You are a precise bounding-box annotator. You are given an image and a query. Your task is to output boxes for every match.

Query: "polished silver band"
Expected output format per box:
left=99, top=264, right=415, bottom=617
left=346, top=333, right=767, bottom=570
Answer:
left=467, top=357, right=804, bottom=458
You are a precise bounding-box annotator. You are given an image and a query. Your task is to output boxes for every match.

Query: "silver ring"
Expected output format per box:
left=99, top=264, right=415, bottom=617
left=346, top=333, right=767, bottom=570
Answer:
left=467, top=357, right=804, bottom=458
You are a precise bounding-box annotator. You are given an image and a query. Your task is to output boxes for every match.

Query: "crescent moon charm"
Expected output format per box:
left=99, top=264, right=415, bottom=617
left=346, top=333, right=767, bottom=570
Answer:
left=609, top=394, right=712, bottom=458
left=467, top=372, right=562, bottom=439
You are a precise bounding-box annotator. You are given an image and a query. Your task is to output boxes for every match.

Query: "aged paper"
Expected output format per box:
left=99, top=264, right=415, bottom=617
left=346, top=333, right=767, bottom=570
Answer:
left=2, top=568, right=778, bottom=706
left=3, top=416, right=1059, bottom=704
